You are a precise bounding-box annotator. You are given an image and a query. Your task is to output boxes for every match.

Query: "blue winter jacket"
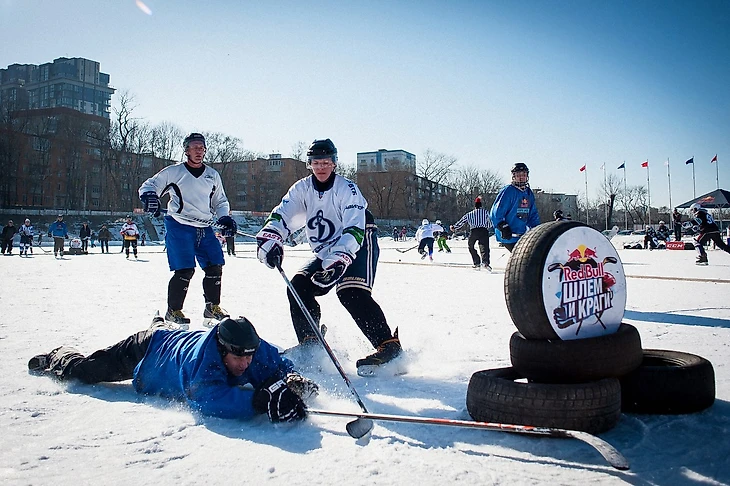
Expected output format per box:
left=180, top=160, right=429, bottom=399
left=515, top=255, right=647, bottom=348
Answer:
left=48, top=221, right=68, bottom=238
left=489, top=184, right=540, bottom=244
left=132, top=327, right=295, bottom=420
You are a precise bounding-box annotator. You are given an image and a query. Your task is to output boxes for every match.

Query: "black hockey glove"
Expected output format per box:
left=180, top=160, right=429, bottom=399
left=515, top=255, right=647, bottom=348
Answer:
left=311, top=251, right=353, bottom=288
left=216, top=215, right=237, bottom=237
left=497, top=221, right=512, bottom=240
left=252, top=377, right=307, bottom=423
left=285, top=372, right=319, bottom=402
left=140, top=191, right=161, bottom=217
left=256, top=228, right=284, bottom=269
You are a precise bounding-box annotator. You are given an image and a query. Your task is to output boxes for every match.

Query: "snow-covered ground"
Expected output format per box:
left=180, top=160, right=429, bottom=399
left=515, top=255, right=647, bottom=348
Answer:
left=1, top=237, right=729, bottom=485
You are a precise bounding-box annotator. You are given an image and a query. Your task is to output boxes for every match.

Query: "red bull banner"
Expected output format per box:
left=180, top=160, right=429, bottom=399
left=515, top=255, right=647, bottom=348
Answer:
left=542, top=228, right=626, bottom=340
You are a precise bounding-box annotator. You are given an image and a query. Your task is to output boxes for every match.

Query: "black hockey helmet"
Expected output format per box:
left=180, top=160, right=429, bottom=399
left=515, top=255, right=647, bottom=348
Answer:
left=217, top=317, right=260, bottom=357
left=511, top=162, right=529, bottom=174
left=511, top=162, right=529, bottom=189
left=183, top=132, right=207, bottom=150
left=307, top=138, right=338, bottom=165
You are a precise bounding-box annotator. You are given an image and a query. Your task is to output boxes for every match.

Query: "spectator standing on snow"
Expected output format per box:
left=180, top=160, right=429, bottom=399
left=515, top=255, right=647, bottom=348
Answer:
left=400, top=227, right=407, bottom=241
left=452, top=196, right=493, bottom=270
left=672, top=208, right=683, bottom=241
left=98, top=225, right=111, bottom=254
left=490, top=163, right=540, bottom=252
left=48, top=214, right=68, bottom=258
left=28, top=316, right=316, bottom=424
left=2, top=220, right=17, bottom=255
left=79, top=222, right=92, bottom=254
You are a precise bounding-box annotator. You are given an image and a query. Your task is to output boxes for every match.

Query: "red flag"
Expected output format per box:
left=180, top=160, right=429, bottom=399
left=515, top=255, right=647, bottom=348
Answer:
left=579, top=164, right=586, bottom=172
left=711, top=154, right=717, bottom=163
left=641, top=160, right=648, bottom=168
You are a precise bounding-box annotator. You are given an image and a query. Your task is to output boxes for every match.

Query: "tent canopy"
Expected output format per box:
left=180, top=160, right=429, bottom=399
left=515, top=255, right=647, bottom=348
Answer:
left=676, top=189, right=730, bottom=209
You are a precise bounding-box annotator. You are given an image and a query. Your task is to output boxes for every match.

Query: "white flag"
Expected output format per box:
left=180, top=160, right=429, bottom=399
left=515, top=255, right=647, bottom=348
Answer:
left=599, top=163, right=605, bottom=170
left=664, top=159, right=670, bottom=166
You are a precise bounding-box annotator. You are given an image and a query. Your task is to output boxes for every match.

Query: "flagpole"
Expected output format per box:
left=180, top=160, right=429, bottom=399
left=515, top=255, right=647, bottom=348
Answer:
left=603, top=163, right=607, bottom=230
left=692, top=155, right=696, bottom=198
left=622, top=162, right=627, bottom=230
left=646, top=159, right=651, bottom=227
left=716, top=155, right=720, bottom=190
left=666, top=158, right=672, bottom=211
left=585, top=166, right=589, bottom=225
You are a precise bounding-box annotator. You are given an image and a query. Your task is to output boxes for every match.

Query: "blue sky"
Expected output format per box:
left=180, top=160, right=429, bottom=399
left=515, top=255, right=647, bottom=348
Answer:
left=1, top=0, right=728, bottom=208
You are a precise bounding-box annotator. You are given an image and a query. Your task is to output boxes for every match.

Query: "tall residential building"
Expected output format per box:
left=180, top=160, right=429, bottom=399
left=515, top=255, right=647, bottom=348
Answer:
left=357, top=148, right=416, bottom=173
left=0, top=57, right=115, bottom=118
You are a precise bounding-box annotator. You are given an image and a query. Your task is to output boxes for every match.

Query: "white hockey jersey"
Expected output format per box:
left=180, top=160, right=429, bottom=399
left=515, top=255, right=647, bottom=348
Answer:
left=416, top=223, right=444, bottom=241
left=264, top=175, right=367, bottom=260
left=120, top=222, right=139, bottom=240
left=138, top=162, right=230, bottom=228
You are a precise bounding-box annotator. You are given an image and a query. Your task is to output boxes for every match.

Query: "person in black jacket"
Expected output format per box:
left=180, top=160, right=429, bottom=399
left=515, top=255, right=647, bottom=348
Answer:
left=2, top=220, right=17, bottom=255
left=98, top=225, right=111, bottom=253
left=689, top=203, right=730, bottom=265
left=79, top=222, right=92, bottom=254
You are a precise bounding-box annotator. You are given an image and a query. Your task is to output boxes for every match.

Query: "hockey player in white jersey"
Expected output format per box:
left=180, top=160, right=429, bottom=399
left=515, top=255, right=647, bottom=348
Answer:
left=415, top=219, right=444, bottom=261
left=256, top=139, right=401, bottom=374
left=18, top=219, right=34, bottom=256
left=138, top=133, right=237, bottom=329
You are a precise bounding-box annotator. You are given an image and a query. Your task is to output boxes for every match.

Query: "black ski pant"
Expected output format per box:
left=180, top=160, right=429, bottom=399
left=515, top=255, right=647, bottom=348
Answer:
left=468, top=227, right=491, bottom=265
left=417, top=237, right=434, bottom=256
left=674, top=225, right=682, bottom=241
left=46, top=329, right=157, bottom=384
left=226, top=237, right=236, bottom=255
left=99, top=239, right=109, bottom=253
left=53, top=237, right=64, bottom=255
left=123, top=239, right=138, bottom=256
left=81, top=238, right=89, bottom=253
left=696, top=232, right=730, bottom=257
left=1, top=238, right=12, bottom=254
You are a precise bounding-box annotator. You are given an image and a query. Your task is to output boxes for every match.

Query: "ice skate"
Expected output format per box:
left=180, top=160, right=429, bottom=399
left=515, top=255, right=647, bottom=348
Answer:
left=483, top=264, right=492, bottom=272
left=202, top=303, right=230, bottom=328
left=356, top=329, right=402, bottom=377
left=696, top=255, right=708, bottom=266
left=165, top=309, right=191, bottom=330
left=472, top=263, right=481, bottom=271
left=420, top=251, right=427, bottom=260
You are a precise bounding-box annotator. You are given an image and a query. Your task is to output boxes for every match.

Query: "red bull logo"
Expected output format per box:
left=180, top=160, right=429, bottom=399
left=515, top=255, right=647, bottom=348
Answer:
left=548, top=245, right=618, bottom=336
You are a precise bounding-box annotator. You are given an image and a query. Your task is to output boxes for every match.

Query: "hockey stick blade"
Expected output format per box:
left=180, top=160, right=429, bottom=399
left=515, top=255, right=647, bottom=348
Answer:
left=308, top=409, right=629, bottom=470
left=345, top=418, right=374, bottom=439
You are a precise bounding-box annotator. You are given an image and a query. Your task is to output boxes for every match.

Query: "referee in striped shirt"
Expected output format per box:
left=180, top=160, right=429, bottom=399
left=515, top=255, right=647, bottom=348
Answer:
left=451, top=196, right=493, bottom=270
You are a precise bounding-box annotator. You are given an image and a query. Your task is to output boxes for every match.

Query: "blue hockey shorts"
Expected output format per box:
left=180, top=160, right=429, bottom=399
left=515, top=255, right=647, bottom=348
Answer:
left=164, top=216, right=225, bottom=271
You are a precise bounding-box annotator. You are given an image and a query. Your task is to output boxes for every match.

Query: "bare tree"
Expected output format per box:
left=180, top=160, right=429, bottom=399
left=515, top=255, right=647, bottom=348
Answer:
left=290, top=141, right=307, bottom=162
left=599, top=173, right=623, bottom=229
left=151, top=121, right=184, bottom=161
left=450, top=165, right=503, bottom=213
left=417, top=149, right=458, bottom=217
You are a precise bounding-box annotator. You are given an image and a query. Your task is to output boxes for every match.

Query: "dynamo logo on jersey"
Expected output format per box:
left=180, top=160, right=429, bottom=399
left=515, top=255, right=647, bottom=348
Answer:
left=308, top=210, right=336, bottom=243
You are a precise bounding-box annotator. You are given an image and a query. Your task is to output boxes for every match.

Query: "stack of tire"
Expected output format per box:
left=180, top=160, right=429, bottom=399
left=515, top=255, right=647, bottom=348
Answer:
left=466, top=220, right=715, bottom=434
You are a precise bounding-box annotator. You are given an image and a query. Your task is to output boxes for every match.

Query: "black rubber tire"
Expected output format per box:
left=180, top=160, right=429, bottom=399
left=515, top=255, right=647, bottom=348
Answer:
left=466, top=367, right=622, bottom=434
left=504, top=220, right=584, bottom=340
left=505, top=220, right=626, bottom=340
left=620, top=349, right=715, bottom=414
left=510, top=323, right=643, bottom=383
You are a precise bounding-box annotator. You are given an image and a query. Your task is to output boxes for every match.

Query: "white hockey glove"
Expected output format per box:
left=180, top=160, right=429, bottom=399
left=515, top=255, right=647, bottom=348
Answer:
left=311, top=251, right=353, bottom=288
left=256, top=228, right=284, bottom=269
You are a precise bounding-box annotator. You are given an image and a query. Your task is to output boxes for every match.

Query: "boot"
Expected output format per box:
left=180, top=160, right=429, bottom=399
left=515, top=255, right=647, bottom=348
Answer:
left=165, top=308, right=191, bottom=330
left=356, top=329, right=402, bottom=368
left=203, top=303, right=230, bottom=328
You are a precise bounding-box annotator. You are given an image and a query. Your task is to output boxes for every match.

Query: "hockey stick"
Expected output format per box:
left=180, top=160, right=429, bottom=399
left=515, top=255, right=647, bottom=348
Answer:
left=308, top=408, right=629, bottom=470
left=395, top=244, right=418, bottom=254
left=33, top=241, right=51, bottom=253
left=159, top=211, right=300, bottom=246
left=276, top=263, right=374, bottom=440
